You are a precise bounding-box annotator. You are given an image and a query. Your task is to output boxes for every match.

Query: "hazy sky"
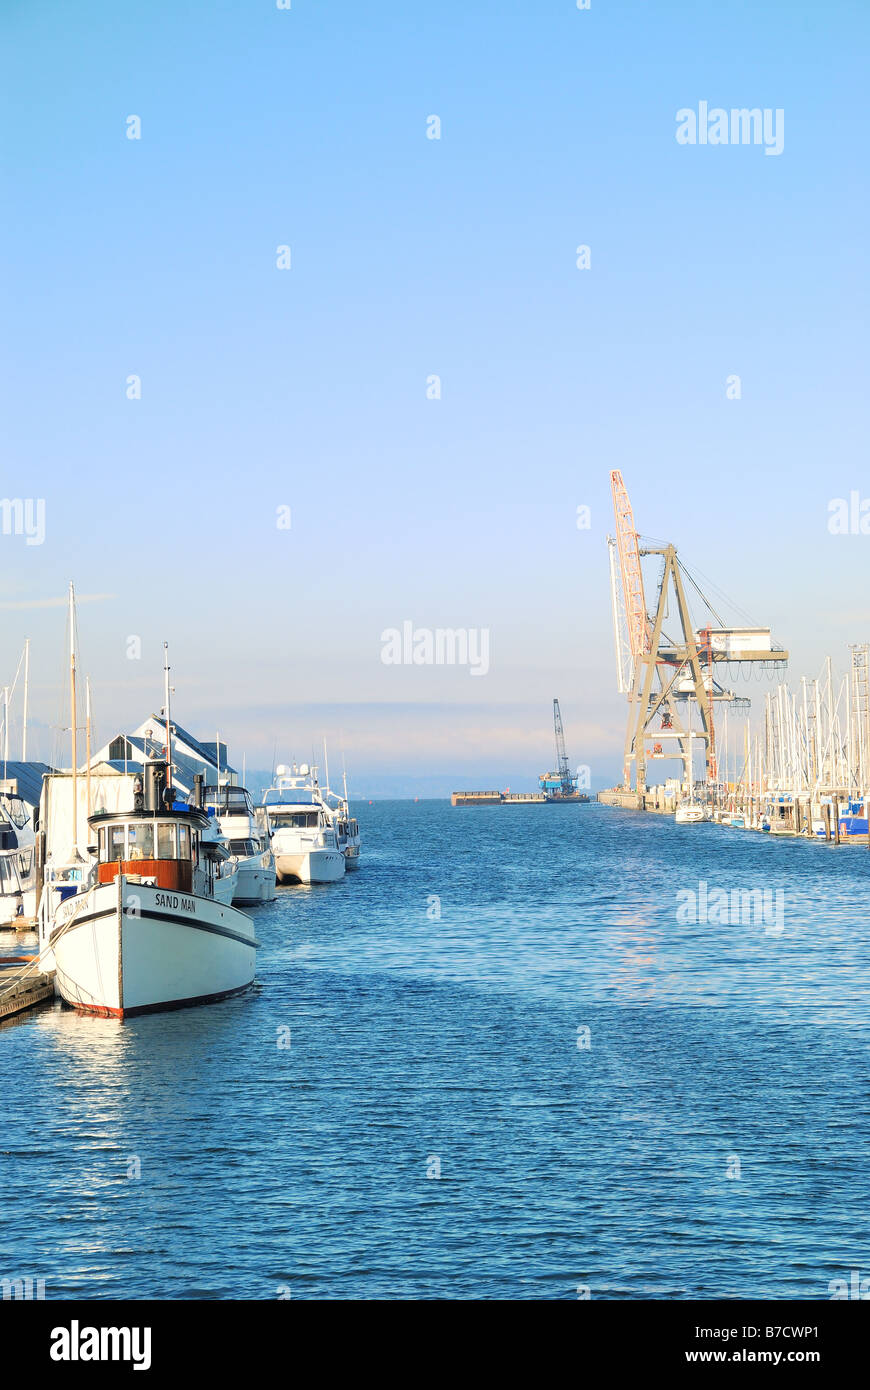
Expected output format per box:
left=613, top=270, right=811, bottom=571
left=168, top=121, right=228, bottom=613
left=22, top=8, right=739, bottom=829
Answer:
left=2, top=1, right=867, bottom=792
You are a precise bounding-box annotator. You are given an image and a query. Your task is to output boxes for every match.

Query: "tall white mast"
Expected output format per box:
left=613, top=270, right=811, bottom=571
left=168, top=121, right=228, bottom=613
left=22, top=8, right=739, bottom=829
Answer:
left=22, top=638, right=29, bottom=761
left=85, top=675, right=92, bottom=818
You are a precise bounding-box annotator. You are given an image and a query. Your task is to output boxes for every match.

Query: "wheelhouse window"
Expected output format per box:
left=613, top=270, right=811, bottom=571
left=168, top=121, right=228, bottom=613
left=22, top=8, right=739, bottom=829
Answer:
left=109, top=826, right=126, bottom=861
left=128, top=824, right=154, bottom=860
left=178, top=824, right=191, bottom=859
left=157, top=823, right=177, bottom=859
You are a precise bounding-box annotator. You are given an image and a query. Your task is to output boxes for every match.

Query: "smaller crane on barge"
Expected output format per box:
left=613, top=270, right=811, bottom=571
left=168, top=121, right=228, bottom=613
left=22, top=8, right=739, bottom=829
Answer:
left=539, top=699, right=586, bottom=802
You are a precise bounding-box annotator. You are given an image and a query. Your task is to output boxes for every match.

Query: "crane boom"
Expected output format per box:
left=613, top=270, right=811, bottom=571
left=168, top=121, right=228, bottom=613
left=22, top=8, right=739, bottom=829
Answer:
left=610, top=470, right=649, bottom=660
left=553, top=698, right=572, bottom=795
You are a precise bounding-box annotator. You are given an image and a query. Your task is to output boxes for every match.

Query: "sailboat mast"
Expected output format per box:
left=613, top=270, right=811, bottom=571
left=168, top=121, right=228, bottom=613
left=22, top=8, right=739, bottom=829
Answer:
left=323, top=738, right=330, bottom=795
left=22, top=638, right=29, bottom=761
left=69, top=582, right=78, bottom=847
left=86, top=676, right=92, bottom=817
left=163, top=642, right=172, bottom=791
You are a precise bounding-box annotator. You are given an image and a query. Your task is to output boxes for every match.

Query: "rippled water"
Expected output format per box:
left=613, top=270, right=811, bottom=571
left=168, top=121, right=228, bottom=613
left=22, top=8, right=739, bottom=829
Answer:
left=1, top=800, right=867, bottom=1299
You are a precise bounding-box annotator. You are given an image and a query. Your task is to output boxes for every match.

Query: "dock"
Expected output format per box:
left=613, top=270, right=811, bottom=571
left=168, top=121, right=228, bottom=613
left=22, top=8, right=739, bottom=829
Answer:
left=452, top=790, right=548, bottom=806
left=0, top=958, right=55, bottom=1022
left=598, top=788, right=677, bottom=814
left=597, top=787, right=870, bottom=845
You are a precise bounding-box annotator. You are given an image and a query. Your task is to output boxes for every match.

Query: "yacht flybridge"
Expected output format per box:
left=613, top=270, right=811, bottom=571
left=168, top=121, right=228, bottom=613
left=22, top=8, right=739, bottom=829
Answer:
left=261, top=764, right=345, bottom=884
left=201, top=783, right=276, bottom=903
left=40, top=762, right=258, bottom=1018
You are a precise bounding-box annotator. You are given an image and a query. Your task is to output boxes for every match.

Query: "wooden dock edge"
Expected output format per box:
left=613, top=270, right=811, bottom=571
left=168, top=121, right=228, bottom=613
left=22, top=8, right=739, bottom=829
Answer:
left=0, top=974, right=55, bottom=1022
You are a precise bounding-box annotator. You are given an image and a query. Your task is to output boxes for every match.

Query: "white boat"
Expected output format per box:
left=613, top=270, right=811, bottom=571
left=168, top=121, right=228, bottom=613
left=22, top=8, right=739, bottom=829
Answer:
left=200, top=810, right=240, bottom=904
left=334, top=807, right=361, bottom=869
left=321, top=761, right=361, bottom=871
left=41, top=761, right=258, bottom=1018
left=765, top=800, right=797, bottom=836
left=261, top=764, right=345, bottom=884
left=0, top=790, right=38, bottom=929
left=673, top=701, right=711, bottom=824
left=201, top=781, right=276, bottom=904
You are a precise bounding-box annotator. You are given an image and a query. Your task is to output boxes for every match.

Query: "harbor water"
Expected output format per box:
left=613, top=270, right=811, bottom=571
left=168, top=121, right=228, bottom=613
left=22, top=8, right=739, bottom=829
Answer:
left=1, top=800, right=867, bottom=1299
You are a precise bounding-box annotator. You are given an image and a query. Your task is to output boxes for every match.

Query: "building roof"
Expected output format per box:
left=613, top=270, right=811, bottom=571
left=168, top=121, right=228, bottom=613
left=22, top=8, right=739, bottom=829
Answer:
left=0, top=760, right=54, bottom=808
left=145, top=717, right=236, bottom=776
left=98, top=731, right=235, bottom=793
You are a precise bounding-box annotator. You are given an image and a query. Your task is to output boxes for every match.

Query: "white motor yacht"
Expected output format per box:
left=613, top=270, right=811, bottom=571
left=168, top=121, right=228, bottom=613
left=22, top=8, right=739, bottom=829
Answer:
left=0, top=791, right=38, bottom=929
left=261, top=764, right=345, bottom=884
left=321, top=766, right=361, bottom=871
left=333, top=805, right=361, bottom=869
left=200, top=781, right=276, bottom=904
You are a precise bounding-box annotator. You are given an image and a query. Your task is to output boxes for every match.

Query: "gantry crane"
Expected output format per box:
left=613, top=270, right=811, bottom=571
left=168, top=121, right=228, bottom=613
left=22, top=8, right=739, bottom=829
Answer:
left=607, top=471, right=788, bottom=798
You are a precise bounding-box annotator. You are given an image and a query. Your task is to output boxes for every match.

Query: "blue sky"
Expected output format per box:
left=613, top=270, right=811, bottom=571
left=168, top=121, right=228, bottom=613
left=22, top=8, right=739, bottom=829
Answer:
left=1, top=0, right=868, bottom=792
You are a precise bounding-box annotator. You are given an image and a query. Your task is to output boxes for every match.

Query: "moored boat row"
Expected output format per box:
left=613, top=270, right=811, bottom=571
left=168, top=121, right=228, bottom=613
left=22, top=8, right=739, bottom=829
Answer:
left=0, top=588, right=364, bottom=1022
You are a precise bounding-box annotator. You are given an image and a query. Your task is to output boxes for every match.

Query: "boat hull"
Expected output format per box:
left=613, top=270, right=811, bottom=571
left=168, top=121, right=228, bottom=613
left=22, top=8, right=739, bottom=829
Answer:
left=212, top=866, right=239, bottom=905
left=233, top=858, right=277, bottom=903
left=51, top=876, right=258, bottom=1018
left=275, top=849, right=345, bottom=884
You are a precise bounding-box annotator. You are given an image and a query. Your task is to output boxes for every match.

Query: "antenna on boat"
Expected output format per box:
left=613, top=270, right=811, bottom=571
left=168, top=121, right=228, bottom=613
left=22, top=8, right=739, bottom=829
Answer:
left=163, top=641, right=172, bottom=791
left=69, top=582, right=78, bottom=847
left=323, top=737, right=330, bottom=795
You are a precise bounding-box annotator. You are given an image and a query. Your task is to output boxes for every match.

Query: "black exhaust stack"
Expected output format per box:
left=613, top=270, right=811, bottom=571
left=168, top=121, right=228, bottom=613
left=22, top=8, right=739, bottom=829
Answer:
left=192, top=773, right=204, bottom=810
left=144, top=762, right=167, bottom=813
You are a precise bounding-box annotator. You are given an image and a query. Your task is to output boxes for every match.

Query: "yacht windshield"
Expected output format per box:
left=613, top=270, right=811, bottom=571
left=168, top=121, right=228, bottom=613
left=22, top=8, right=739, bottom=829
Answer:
left=228, top=838, right=259, bottom=856
left=202, top=786, right=253, bottom=816
left=271, top=810, right=319, bottom=830
left=1, top=796, right=29, bottom=830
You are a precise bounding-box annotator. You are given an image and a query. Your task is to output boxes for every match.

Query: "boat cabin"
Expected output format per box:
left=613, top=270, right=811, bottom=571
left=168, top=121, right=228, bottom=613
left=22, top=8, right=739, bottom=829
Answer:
left=89, top=807, right=208, bottom=893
